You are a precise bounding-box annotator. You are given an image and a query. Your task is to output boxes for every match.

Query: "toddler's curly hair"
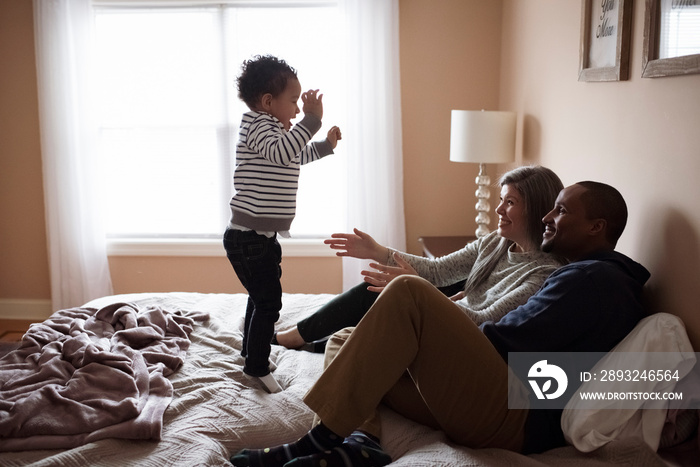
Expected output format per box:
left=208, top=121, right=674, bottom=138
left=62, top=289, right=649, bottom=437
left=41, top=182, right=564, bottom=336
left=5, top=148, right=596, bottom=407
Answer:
left=237, top=55, right=298, bottom=109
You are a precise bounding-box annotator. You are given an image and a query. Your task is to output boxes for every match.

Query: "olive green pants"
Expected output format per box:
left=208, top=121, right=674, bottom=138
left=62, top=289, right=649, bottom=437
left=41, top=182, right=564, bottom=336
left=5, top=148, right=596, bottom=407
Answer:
left=304, top=275, right=527, bottom=452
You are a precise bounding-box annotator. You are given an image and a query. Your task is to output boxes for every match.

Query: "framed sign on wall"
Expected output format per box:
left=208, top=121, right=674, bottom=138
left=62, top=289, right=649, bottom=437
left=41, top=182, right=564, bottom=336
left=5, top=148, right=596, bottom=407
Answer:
left=578, top=0, right=633, bottom=82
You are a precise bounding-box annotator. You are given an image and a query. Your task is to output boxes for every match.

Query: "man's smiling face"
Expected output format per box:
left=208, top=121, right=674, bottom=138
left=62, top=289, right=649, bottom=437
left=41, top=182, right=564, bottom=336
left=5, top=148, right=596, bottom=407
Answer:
left=541, top=184, right=598, bottom=261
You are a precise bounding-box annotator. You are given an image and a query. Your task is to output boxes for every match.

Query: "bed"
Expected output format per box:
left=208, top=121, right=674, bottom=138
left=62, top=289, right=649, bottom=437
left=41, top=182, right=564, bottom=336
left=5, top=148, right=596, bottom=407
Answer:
left=0, top=291, right=697, bottom=466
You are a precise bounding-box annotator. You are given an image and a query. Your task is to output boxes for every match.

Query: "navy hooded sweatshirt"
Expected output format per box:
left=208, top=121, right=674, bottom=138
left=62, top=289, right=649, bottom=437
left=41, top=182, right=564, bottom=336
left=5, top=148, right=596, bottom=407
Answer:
left=480, top=250, right=651, bottom=454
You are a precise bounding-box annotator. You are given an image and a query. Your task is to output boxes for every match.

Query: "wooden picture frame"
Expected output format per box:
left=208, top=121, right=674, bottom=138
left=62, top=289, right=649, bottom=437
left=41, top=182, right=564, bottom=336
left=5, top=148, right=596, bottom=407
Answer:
left=642, top=0, right=700, bottom=78
left=578, top=0, right=633, bottom=82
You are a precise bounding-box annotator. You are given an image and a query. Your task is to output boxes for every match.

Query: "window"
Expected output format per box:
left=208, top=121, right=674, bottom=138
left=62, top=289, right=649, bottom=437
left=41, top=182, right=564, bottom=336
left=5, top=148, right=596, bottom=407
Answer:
left=93, top=2, right=347, bottom=241
left=659, top=0, right=700, bottom=59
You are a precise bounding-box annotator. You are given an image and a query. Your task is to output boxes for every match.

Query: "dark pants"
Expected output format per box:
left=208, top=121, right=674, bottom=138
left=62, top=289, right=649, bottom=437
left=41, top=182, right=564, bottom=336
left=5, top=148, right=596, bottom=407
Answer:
left=297, top=282, right=379, bottom=345
left=297, top=278, right=466, bottom=352
left=223, top=228, right=282, bottom=377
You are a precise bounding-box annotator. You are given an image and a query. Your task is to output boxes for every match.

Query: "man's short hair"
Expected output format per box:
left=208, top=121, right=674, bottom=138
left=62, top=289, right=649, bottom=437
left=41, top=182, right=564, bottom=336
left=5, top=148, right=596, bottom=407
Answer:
left=577, top=181, right=628, bottom=245
left=237, top=55, right=297, bottom=109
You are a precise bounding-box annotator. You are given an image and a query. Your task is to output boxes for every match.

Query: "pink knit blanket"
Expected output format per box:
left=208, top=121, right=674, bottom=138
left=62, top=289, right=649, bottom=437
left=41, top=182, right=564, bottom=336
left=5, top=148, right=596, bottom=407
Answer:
left=0, top=302, right=208, bottom=451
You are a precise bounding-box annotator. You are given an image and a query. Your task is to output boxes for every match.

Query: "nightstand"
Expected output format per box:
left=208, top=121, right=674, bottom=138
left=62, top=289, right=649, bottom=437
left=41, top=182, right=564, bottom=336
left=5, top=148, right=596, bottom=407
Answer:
left=418, top=236, right=476, bottom=258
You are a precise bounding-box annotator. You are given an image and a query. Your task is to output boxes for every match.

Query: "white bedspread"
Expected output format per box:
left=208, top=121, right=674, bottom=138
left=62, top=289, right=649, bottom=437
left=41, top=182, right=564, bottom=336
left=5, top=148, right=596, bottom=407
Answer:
left=0, top=292, right=667, bottom=466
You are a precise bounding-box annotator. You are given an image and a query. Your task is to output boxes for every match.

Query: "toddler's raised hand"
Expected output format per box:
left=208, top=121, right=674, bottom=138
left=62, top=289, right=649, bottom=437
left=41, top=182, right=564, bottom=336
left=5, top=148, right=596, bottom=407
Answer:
left=302, top=89, right=323, bottom=120
left=327, top=126, right=342, bottom=149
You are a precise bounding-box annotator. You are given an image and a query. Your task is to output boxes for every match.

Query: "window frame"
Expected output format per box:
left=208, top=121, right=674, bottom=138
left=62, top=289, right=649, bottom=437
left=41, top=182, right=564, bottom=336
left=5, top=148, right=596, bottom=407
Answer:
left=93, top=0, right=343, bottom=256
left=106, top=237, right=334, bottom=257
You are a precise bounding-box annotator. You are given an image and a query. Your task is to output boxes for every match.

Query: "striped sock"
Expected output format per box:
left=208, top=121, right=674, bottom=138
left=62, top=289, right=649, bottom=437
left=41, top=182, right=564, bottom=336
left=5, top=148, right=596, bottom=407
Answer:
left=283, top=431, right=391, bottom=467
left=230, top=423, right=343, bottom=467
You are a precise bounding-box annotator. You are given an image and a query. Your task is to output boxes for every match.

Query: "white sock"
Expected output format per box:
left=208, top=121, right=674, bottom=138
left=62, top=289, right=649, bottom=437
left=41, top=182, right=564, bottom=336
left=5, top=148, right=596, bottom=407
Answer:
left=258, top=373, right=282, bottom=393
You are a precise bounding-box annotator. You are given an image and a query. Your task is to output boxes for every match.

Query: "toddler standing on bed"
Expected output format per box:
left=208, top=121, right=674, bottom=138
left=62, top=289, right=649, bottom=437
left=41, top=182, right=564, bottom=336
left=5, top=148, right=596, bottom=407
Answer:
left=224, top=55, right=342, bottom=393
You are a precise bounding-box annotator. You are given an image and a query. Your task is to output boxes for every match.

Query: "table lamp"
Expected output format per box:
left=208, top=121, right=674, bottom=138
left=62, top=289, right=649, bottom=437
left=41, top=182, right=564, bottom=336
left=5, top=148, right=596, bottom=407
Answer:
left=450, top=110, right=516, bottom=238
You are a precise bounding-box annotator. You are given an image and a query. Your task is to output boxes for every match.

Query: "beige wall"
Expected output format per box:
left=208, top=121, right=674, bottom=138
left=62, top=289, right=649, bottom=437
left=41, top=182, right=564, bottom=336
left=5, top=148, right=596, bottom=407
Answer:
left=3, top=0, right=700, bottom=348
left=500, top=0, right=700, bottom=348
left=108, top=255, right=341, bottom=295
left=400, top=0, right=504, bottom=254
left=0, top=0, right=51, bottom=301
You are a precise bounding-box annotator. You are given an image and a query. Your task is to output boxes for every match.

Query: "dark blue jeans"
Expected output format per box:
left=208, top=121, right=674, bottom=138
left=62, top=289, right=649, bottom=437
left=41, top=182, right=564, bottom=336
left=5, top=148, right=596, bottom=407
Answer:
left=223, top=228, right=282, bottom=377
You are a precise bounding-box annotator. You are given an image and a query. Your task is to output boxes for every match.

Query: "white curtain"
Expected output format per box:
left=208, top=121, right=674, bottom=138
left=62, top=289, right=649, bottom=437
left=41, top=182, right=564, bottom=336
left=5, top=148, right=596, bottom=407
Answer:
left=340, top=0, right=406, bottom=290
left=34, top=0, right=113, bottom=311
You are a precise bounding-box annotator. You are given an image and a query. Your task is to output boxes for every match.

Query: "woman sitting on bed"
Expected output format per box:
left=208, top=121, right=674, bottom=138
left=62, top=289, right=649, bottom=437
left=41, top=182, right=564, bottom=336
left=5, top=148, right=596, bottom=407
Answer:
left=274, top=165, right=566, bottom=351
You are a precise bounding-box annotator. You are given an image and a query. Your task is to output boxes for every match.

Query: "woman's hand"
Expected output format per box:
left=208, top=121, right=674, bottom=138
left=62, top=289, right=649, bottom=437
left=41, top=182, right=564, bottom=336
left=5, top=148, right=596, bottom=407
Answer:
left=449, top=291, right=466, bottom=302
left=324, top=228, right=389, bottom=263
left=361, top=253, right=419, bottom=293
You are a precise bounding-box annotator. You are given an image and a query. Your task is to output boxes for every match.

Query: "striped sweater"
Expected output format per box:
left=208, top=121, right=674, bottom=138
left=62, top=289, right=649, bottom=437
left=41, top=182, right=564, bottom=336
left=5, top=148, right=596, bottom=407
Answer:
left=229, top=111, right=334, bottom=232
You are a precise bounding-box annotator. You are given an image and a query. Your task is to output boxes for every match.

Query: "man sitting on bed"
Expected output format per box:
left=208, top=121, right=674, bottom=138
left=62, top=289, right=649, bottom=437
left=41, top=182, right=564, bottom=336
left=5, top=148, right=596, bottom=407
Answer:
left=230, top=181, right=651, bottom=467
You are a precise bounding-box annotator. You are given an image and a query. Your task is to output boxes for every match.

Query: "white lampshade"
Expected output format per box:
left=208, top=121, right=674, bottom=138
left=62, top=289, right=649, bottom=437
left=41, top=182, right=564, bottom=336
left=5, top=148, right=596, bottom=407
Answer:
left=450, top=110, right=516, bottom=164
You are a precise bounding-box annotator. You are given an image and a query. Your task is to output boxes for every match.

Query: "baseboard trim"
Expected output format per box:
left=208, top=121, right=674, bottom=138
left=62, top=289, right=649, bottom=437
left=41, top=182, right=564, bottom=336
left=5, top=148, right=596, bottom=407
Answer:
left=0, top=299, right=53, bottom=321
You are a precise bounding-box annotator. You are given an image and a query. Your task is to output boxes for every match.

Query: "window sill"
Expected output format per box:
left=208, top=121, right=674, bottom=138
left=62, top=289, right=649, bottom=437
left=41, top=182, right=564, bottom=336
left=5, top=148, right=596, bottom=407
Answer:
left=107, top=238, right=337, bottom=258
